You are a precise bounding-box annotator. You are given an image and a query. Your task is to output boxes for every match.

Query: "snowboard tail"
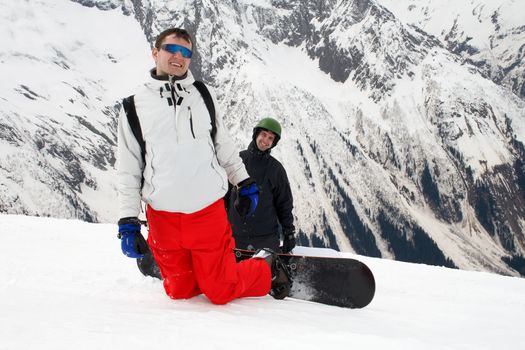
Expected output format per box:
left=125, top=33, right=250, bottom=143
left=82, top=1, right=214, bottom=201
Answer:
left=137, top=250, right=162, bottom=280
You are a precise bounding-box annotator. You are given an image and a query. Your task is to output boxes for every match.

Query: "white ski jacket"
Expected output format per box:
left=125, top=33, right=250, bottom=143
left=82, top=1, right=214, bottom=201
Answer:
left=117, top=69, right=248, bottom=218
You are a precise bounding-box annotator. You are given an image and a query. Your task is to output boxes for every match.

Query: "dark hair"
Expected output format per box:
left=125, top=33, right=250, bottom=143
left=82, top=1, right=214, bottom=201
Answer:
left=154, top=28, right=192, bottom=49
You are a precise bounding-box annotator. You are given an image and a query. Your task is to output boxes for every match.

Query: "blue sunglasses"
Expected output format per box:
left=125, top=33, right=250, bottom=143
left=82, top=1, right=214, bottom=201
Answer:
left=160, top=43, right=193, bottom=58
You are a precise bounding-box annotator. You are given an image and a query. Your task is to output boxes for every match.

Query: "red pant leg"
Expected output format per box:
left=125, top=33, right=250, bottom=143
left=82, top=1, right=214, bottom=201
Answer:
left=182, top=200, right=271, bottom=304
left=147, top=201, right=271, bottom=304
left=147, top=206, right=201, bottom=300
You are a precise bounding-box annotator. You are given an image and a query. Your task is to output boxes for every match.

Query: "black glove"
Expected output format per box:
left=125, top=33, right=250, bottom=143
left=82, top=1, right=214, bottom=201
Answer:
left=281, top=230, right=296, bottom=254
left=117, top=217, right=149, bottom=258
left=234, top=178, right=259, bottom=218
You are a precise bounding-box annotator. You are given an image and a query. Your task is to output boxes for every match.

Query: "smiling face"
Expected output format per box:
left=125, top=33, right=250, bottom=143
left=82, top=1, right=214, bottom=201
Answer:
left=255, top=129, right=277, bottom=152
left=152, top=34, right=192, bottom=77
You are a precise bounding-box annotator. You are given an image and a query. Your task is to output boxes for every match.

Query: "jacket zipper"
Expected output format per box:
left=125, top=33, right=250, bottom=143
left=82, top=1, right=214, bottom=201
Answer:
left=168, top=86, right=179, bottom=142
left=188, top=106, right=196, bottom=139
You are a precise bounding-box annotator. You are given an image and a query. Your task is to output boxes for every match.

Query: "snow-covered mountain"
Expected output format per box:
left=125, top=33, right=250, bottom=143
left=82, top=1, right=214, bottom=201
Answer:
left=1, top=0, right=524, bottom=276
left=376, top=0, right=525, bottom=99
left=0, top=0, right=151, bottom=221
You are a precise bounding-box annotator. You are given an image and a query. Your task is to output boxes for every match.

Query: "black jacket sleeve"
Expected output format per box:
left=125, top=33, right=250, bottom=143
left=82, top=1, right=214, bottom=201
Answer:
left=271, top=161, right=295, bottom=234
left=224, top=181, right=234, bottom=212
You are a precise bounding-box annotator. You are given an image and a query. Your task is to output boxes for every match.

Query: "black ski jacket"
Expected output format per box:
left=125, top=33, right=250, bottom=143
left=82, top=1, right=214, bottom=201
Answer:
left=226, top=141, right=295, bottom=247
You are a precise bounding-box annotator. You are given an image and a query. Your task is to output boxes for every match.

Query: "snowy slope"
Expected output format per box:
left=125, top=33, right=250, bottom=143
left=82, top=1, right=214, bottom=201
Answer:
left=0, top=213, right=524, bottom=349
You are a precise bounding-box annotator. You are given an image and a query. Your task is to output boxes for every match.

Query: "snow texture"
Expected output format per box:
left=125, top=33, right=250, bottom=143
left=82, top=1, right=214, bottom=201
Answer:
left=1, top=213, right=524, bottom=349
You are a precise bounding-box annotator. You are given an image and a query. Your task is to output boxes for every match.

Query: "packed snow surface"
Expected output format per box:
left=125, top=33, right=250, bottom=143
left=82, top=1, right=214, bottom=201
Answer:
left=1, top=214, right=524, bottom=349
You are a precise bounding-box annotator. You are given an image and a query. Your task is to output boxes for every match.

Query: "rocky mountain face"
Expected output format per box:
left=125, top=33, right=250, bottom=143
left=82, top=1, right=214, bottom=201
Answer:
left=3, top=0, right=525, bottom=276
left=0, top=0, right=150, bottom=222
left=376, top=0, right=525, bottom=100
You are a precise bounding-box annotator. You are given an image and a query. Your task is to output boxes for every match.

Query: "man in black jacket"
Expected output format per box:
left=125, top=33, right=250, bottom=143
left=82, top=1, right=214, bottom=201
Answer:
left=226, top=118, right=296, bottom=253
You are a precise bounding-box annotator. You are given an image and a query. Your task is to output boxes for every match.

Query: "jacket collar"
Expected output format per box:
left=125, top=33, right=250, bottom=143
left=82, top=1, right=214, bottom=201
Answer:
left=148, top=67, right=194, bottom=84
left=247, top=141, right=271, bottom=159
left=147, top=68, right=195, bottom=98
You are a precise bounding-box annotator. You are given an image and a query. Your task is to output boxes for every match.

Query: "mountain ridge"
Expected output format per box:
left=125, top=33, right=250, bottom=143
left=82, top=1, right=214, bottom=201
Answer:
left=1, top=0, right=524, bottom=276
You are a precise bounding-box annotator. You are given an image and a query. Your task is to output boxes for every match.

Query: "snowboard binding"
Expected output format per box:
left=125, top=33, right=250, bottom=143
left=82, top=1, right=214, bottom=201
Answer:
left=253, top=248, right=293, bottom=300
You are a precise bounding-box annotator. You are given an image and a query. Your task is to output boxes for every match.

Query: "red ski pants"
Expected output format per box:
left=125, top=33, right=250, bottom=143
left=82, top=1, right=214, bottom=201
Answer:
left=146, top=199, right=271, bottom=305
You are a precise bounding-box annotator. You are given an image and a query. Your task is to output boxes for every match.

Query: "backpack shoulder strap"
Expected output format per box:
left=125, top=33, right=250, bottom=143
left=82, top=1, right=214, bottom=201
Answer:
left=122, top=95, right=146, bottom=164
left=193, top=80, right=217, bottom=141
left=122, top=82, right=215, bottom=160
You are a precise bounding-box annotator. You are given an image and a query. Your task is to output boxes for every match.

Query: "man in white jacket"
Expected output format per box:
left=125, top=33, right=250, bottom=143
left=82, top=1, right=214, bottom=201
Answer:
left=116, top=28, right=290, bottom=304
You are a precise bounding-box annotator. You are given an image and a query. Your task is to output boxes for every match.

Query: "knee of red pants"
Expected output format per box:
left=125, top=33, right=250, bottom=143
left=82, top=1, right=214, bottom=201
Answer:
left=199, top=279, right=238, bottom=305
left=163, top=272, right=201, bottom=300
left=236, top=259, right=272, bottom=297
left=195, top=256, right=241, bottom=305
left=197, top=259, right=272, bottom=304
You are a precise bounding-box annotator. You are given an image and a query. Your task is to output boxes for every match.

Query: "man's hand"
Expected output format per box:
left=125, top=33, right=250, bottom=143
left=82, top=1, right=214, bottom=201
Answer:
left=234, top=178, right=259, bottom=218
left=282, top=230, right=296, bottom=254
left=117, top=217, right=148, bottom=258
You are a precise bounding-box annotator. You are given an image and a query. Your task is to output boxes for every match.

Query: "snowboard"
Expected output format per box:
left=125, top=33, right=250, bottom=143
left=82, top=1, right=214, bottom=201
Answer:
left=137, top=247, right=375, bottom=309
left=137, top=249, right=162, bottom=280
left=234, top=249, right=375, bottom=309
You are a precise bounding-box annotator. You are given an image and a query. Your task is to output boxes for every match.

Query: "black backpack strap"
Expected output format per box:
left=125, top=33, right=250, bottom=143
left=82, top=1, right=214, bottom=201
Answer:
left=122, top=95, right=146, bottom=165
left=193, top=80, right=217, bottom=141
left=122, top=82, right=215, bottom=160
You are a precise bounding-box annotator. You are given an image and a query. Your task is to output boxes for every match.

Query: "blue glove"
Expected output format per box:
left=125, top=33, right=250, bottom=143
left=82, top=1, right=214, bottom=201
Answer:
left=235, top=178, right=259, bottom=217
left=117, top=217, right=147, bottom=258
